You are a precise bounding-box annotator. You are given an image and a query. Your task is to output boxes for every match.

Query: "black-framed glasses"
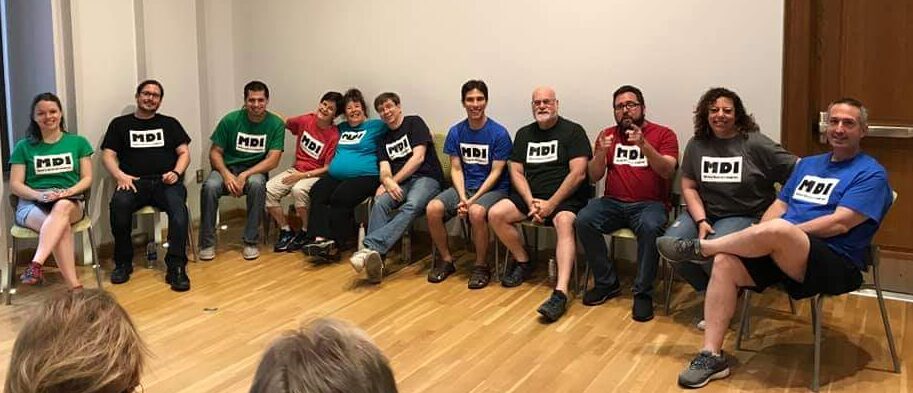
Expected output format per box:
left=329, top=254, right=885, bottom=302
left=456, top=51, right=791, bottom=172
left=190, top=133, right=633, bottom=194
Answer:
left=614, top=102, right=641, bottom=111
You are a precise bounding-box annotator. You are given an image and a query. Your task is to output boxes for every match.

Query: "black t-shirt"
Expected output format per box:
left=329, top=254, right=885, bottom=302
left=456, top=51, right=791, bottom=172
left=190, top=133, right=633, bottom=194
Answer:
left=377, top=115, right=444, bottom=183
left=510, top=116, right=592, bottom=200
left=101, top=113, right=192, bottom=177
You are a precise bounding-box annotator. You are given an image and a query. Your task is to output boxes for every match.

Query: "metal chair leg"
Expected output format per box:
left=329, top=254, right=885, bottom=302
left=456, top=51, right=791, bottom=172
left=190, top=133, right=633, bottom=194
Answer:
left=88, top=226, right=103, bottom=289
left=663, top=258, right=675, bottom=315
left=5, top=243, right=15, bottom=305
left=872, top=260, right=901, bottom=372
left=812, top=295, right=824, bottom=392
left=735, top=290, right=752, bottom=351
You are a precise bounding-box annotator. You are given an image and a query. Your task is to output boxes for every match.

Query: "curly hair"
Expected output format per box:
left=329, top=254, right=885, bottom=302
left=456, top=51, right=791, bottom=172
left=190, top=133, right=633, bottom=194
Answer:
left=5, top=289, right=147, bottom=393
left=249, top=318, right=398, bottom=393
left=692, top=87, right=759, bottom=139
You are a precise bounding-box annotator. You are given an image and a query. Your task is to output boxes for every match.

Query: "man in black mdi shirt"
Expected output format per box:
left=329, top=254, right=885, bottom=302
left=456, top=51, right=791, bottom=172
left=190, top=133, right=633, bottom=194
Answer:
left=101, top=80, right=192, bottom=292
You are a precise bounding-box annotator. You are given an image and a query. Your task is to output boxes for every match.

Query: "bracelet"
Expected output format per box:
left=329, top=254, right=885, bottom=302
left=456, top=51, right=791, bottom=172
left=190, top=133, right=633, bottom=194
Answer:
left=170, top=170, right=181, bottom=178
left=695, top=218, right=708, bottom=225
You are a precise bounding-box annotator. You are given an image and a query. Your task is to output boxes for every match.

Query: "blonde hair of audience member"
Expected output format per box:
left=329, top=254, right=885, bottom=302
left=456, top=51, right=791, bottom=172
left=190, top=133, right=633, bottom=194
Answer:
left=4, top=289, right=147, bottom=393
left=249, top=318, right=397, bottom=393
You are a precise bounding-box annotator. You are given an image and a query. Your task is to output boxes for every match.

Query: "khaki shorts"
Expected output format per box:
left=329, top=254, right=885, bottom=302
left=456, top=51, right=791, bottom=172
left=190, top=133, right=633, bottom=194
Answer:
left=265, top=169, right=320, bottom=208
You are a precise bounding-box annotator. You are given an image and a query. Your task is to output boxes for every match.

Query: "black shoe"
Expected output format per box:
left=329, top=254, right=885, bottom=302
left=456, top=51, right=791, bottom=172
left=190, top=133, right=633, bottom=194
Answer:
left=537, top=290, right=569, bottom=323
left=501, top=262, right=532, bottom=288
left=110, top=265, right=134, bottom=285
left=303, top=239, right=334, bottom=256
left=273, top=229, right=295, bottom=252
left=632, top=293, right=655, bottom=322
left=467, top=265, right=491, bottom=289
left=166, top=265, right=191, bottom=292
left=427, top=260, right=456, bottom=283
left=286, top=230, right=311, bottom=252
left=678, top=350, right=730, bottom=388
left=582, top=283, right=622, bottom=306
left=656, top=236, right=711, bottom=264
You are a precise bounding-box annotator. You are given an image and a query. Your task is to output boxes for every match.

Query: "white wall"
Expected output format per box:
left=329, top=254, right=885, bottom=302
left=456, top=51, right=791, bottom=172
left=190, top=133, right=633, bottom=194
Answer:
left=234, top=0, right=785, bottom=146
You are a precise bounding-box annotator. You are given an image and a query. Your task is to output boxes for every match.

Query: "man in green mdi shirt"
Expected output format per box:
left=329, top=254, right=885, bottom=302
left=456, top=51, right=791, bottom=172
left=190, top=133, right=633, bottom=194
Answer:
left=199, top=81, right=285, bottom=260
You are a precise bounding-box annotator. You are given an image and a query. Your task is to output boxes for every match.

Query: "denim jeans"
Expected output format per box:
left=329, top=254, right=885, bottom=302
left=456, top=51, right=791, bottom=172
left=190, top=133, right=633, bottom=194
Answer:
left=110, top=178, right=189, bottom=267
left=364, top=176, right=441, bottom=254
left=576, top=197, right=668, bottom=296
left=199, top=165, right=267, bottom=248
left=663, top=211, right=757, bottom=291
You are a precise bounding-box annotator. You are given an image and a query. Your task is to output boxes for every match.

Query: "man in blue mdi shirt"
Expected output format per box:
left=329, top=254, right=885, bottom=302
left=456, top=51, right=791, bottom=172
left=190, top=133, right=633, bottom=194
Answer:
left=658, top=97, right=893, bottom=389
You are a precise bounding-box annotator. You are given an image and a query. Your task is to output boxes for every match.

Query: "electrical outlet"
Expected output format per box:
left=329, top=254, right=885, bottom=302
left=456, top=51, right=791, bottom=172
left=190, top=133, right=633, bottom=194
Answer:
left=196, top=169, right=205, bottom=183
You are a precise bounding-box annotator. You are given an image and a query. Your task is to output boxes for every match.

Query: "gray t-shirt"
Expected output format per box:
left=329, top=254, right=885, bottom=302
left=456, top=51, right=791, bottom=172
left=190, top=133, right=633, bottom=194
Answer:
left=681, top=132, right=797, bottom=219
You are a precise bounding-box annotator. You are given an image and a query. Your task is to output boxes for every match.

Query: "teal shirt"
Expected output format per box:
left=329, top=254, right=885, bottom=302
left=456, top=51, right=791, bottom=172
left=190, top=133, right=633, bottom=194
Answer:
left=9, top=132, right=94, bottom=190
left=210, top=109, right=285, bottom=167
left=328, top=119, right=387, bottom=179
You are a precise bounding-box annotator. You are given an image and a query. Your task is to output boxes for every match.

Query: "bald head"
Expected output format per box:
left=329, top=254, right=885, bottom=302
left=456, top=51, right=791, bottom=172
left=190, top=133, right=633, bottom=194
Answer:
left=531, top=86, right=559, bottom=128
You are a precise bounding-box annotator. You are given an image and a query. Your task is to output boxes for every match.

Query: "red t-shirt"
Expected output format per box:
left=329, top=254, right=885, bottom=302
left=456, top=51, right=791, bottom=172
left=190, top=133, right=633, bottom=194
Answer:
left=286, top=113, right=339, bottom=172
left=598, top=120, right=679, bottom=204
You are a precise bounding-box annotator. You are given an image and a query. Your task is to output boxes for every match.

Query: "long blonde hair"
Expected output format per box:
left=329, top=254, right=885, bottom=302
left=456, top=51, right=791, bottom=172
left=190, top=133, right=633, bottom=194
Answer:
left=5, top=289, right=147, bottom=393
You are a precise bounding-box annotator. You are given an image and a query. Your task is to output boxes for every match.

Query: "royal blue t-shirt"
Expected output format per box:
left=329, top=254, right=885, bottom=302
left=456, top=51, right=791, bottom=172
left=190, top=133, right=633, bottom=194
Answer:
left=443, top=118, right=512, bottom=193
left=778, top=152, right=892, bottom=269
left=328, top=119, right=386, bottom=179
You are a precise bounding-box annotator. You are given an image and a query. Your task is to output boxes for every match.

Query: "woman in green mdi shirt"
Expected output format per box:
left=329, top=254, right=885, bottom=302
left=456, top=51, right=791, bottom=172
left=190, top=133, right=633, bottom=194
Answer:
left=8, top=93, right=94, bottom=289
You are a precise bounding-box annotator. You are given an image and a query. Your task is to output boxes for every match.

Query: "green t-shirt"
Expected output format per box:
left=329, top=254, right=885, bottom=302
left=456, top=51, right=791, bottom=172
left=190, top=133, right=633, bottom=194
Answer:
left=210, top=109, right=285, bottom=167
left=9, top=132, right=94, bottom=190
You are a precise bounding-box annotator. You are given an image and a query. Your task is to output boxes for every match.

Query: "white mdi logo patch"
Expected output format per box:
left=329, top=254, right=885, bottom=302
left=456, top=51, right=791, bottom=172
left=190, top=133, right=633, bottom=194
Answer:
left=793, top=175, right=839, bottom=205
left=129, top=129, right=165, bottom=148
left=526, top=140, right=558, bottom=164
left=236, top=132, right=267, bottom=153
left=386, top=135, right=412, bottom=160
left=34, top=153, right=73, bottom=175
left=613, top=144, right=647, bottom=167
left=700, top=156, right=743, bottom=183
left=299, top=132, right=325, bottom=159
left=339, top=131, right=366, bottom=145
left=460, top=143, right=489, bottom=165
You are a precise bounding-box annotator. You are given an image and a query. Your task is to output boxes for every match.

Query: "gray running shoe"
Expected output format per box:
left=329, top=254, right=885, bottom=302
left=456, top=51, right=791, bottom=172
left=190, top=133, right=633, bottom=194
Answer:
left=199, top=246, right=216, bottom=261
left=656, top=236, right=711, bottom=264
left=678, top=350, right=730, bottom=388
left=242, top=244, right=260, bottom=260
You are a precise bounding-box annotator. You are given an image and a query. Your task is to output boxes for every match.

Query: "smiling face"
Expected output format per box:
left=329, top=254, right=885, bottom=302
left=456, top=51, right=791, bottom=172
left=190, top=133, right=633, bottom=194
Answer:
left=531, top=87, right=558, bottom=126
left=826, top=103, right=866, bottom=154
left=315, top=100, right=338, bottom=123
left=344, top=100, right=366, bottom=125
left=33, top=100, right=62, bottom=133
left=708, top=97, right=736, bottom=138
left=377, top=99, right=402, bottom=127
left=135, top=83, right=162, bottom=115
left=245, top=90, right=268, bottom=120
left=463, top=88, right=487, bottom=122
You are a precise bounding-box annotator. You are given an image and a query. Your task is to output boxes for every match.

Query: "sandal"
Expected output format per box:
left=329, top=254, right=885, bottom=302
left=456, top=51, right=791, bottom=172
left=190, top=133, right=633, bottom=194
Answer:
left=427, top=260, right=455, bottom=283
left=467, top=265, right=491, bottom=289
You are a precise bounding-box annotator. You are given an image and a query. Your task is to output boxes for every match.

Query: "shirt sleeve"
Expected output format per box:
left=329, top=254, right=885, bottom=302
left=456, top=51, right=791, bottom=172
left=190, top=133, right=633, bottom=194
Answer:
left=510, top=128, right=527, bottom=163
left=839, top=168, right=892, bottom=223
left=210, top=116, right=229, bottom=149
left=78, top=135, right=95, bottom=158
left=754, top=134, right=797, bottom=185
left=100, top=119, right=122, bottom=152
left=656, top=127, right=680, bottom=159
left=267, top=115, right=286, bottom=151
left=9, top=140, right=27, bottom=165
left=443, top=125, right=460, bottom=157
left=407, top=116, right=433, bottom=148
left=493, top=126, right=513, bottom=161
left=286, top=115, right=305, bottom=137
left=172, top=118, right=192, bottom=146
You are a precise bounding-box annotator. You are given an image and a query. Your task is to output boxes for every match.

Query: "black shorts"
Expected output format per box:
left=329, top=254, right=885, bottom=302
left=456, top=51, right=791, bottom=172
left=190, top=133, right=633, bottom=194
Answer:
left=740, top=235, right=863, bottom=299
left=506, top=193, right=587, bottom=225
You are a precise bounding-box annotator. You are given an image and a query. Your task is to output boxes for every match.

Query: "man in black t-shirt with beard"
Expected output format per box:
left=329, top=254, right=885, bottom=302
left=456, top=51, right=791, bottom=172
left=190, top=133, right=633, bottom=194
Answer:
left=101, top=80, right=192, bottom=292
left=489, top=86, right=592, bottom=323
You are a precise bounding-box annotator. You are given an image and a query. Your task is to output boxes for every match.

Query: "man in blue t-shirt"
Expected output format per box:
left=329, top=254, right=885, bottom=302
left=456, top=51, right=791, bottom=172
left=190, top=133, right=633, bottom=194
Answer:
left=425, top=80, right=512, bottom=289
left=657, top=98, right=893, bottom=389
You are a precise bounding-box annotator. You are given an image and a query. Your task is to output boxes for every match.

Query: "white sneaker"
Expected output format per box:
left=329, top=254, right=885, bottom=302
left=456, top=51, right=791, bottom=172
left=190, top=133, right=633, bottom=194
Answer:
left=365, top=251, right=383, bottom=284
left=242, top=244, right=260, bottom=260
left=199, top=246, right=216, bottom=261
left=350, top=249, right=371, bottom=272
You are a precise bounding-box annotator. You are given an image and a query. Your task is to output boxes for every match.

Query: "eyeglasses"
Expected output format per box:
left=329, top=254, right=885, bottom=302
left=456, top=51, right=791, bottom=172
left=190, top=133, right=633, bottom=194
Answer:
left=139, top=91, right=161, bottom=99
left=614, top=102, right=641, bottom=111
left=532, top=99, right=556, bottom=107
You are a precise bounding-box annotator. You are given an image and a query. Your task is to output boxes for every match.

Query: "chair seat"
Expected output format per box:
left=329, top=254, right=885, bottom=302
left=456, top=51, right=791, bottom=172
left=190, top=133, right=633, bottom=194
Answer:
left=10, top=216, right=94, bottom=239
left=609, top=228, right=635, bottom=239
left=135, top=205, right=158, bottom=215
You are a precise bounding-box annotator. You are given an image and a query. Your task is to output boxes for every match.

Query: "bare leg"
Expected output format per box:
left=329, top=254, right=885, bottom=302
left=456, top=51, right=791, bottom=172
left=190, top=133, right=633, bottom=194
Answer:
left=703, top=253, right=756, bottom=353
left=426, top=199, right=453, bottom=262
left=267, top=206, right=287, bottom=228
left=295, top=206, right=309, bottom=231
left=468, top=205, right=490, bottom=266
left=553, top=211, right=576, bottom=293
left=488, top=200, right=529, bottom=262
left=51, top=222, right=80, bottom=288
left=701, top=219, right=810, bottom=281
left=25, top=200, right=78, bottom=265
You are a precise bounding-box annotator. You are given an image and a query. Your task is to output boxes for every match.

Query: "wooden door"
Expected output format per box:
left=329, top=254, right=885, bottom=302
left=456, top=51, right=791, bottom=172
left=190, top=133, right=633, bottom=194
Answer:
left=783, top=0, right=913, bottom=255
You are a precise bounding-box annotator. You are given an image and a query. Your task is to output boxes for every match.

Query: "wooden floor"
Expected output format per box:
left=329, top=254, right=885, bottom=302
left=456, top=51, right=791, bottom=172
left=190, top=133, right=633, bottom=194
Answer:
left=0, top=225, right=910, bottom=392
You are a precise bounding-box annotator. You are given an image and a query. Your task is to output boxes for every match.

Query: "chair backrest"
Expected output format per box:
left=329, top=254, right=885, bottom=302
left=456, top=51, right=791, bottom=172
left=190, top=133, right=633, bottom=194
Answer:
left=433, top=131, right=452, bottom=186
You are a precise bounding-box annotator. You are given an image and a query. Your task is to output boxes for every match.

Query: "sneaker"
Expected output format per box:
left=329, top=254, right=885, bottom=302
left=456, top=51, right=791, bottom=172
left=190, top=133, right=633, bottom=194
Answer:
left=696, top=320, right=707, bottom=331
left=349, top=248, right=371, bottom=272
left=656, top=236, right=711, bottom=264
left=20, top=262, right=44, bottom=285
left=242, top=244, right=260, bottom=260
left=165, top=265, right=191, bottom=292
left=678, top=350, right=731, bottom=388
left=273, top=229, right=295, bottom=252
left=501, top=262, right=532, bottom=288
left=537, top=289, right=569, bottom=322
left=199, top=246, right=216, bottom=261
left=364, top=250, right=384, bottom=284
left=304, top=238, right=334, bottom=256
left=582, top=283, right=622, bottom=306
left=632, top=293, right=655, bottom=322
left=110, top=264, right=134, bottom=285
left=286, top=230, right=311, bottom=252
left=467, top=265, right=491, bottom=289
left=427, top=259, right=456, bottom=283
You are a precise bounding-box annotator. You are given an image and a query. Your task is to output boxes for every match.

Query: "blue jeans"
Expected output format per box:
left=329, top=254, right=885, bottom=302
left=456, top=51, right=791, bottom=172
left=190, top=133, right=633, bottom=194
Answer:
left=364, top=176, right=441, bottom=254
left=199, top=166, right=267, bottom=248
left=663, top=211, right=757, bottom=292
left=576, top=198, right=668, bottom=296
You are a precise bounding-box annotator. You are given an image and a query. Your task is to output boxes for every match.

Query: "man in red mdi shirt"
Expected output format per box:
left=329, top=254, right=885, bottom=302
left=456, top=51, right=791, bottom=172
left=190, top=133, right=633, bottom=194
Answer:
left=575, top=85, right=679, bottom=322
